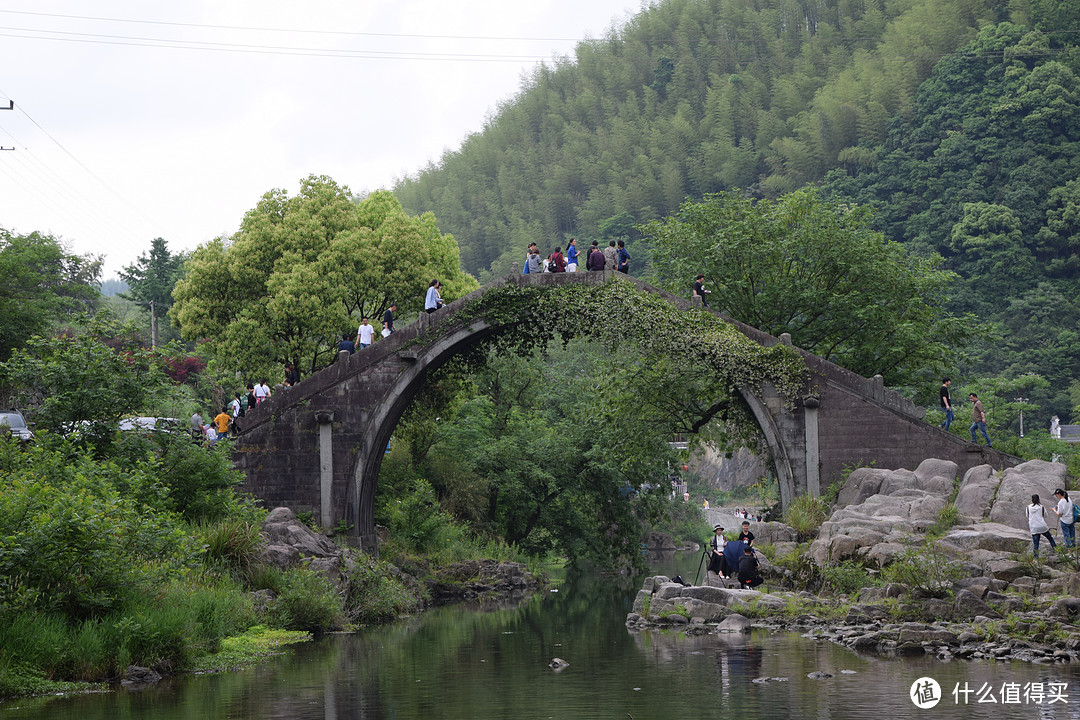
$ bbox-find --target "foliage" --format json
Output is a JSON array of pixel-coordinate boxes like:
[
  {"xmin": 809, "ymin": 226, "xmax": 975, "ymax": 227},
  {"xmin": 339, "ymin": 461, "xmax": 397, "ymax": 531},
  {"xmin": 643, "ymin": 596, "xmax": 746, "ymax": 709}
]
[
  {"xmin": 343, "ymin": 556, "xmax": 423, "ymax": 624},
  {"xmin": 0, "ymin": 435, "xmax": 195, "ymax": 619},
  {"xmin": 644, "ymin": 188, "xmax": 985, "ymax": 385},
  {"xmin": 0, "ymin": 227, "xmax": 101, "ymax": 362},
  {"xmin": 880, "ymin": 544, "xmax": 965, "ymax": 597},
  {"xmin": 645, "ymin": 496, "xmax": 711, "ymax": 547},
  {"xmin": 268, "ymin": 566, "xmax": 345, "ymax": 634},
  {"xmin": 196, "ymin": 517, "xmax": 265, "ymax": 575},
  {"xmin": 190, "ymin": 625, "xmax": 310, "ymax": 673},
  {"xmin": 821, "ymin": 560, "xmax": 879, "ymax": 596},
  {"xmin": 394, "ymin": 0, "xmax": 1003, "ymax": 278},
  {"xmin": 783, "ymin": 495, "xmax": 830, "ymax": 543},
  {"xmin": 171, "ymin": 176, "xmax": 479, "ymax": 378},
  {"xmin": 774, "ymin": 544, "xmax": 824, "ymax": 593},
  {"xmin": 0, "ymin": 314, "xmax": 170, "ymax": 446},
  {"xmin": 119, "ymin": 237, "xmax": 186, "ymax": 313}
]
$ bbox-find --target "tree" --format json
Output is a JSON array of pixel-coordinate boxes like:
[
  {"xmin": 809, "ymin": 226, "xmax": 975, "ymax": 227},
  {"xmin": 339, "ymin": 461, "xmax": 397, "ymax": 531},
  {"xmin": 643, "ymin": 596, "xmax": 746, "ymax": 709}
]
[
  {"xmin": 170, "ymin": 176, "xmax": 479, "ymax": 378},
  {"xmin": 118, "ymin": 237, "xmax": 186, "ymax": 348},
  {"xmin": 643, "ymin": 187, "xmax": 985, "ymax": 385},
  {"xmin": 0, "ymin": 228, "xmax": 101, "ymax": 361}
]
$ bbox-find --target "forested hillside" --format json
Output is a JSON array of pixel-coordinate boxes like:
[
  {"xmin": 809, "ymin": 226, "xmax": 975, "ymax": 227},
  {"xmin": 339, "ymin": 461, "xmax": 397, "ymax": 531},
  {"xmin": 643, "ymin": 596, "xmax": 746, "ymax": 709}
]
[
  {"xmin": 394, "ymin": 0, "xmax": 1016, "ymax": 275},
  {"xmin": 393, "ymin": 0, "xmax": 1080, "ymax": 422}
]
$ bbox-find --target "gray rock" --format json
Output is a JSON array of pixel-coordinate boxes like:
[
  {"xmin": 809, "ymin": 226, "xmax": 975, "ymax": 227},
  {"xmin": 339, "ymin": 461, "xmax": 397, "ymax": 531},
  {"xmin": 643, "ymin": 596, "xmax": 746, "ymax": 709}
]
[
  {"xmin": 751, "ymin": 521, "xmax": 798, "ymax": 544},
  {"xmin": 1047, "ymin": 598, "xmax": 1080, "ymax": 618},
  {"xmin": 655, "ymin": 582, "xmax": 692, "ymax": 600},
  {"xmin": 260, "ymin": 543, "xmax": 300, "ymax": 570},
  {"xmin": 680, "ymin": 597, "xmax": 726, "ymax": 621},
  {"xmin": 717, "ymin": 613, "xmax": 752, "ymax": 633},
  {"xmin": 954, "ymin": 589, "xmax": 998, "ymax": 620},
  {"xmin": 879, "ymin": 469, "xmax": 918, "ymax": 496},
  {"xmin": 942, "ymin": 523, "xmax": 1031, "ymax": 553},
  {"xmin": 837, "ymin": 468, "xmax": 891, "ymax": 508},
  {"xmin": 913, "ymin": 459, "xmax": 959, "ymax": 492},
  {"xmin": 807, "ymin": 671, "xmax": 834, "ymax": 679},
  {"xmin": 985, "ymin": 559, "xmax": 1030, "ymax": 582},
  {"xmin": 864, "ymin": 542, "xmax": 907, "ymax": 568},
  {"xmin": 262, "ymin": 507, "xmax": 340, "ymax": 558},
  {"xmin": 954, "ymin": 465, "xmax": 998, "ymax": 520},
  {"xmin": 988, "ymin": 463, "xmax": 1064, "ymax": 531},
  {"xmin": 122, "ymin": 665, "xmax": 162, "ymax": 686}
]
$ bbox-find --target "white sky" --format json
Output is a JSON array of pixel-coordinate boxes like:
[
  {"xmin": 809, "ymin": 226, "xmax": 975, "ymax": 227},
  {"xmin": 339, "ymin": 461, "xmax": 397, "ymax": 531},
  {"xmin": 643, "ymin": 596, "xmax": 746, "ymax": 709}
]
[{"xmin": 0, "ymin": 1, "xmax": 643, "ymax": 277}]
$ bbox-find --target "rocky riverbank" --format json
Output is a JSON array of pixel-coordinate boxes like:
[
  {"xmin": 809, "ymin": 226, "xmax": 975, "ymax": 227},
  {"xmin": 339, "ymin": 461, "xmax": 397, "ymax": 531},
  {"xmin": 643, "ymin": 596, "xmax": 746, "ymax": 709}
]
[
  {"xmin": 261, "ymin": 507, "xmax": 545, "ymax": 607},
  {"xmin": 627, "ymin": 458, "xmax": 1080, "ymax": 665}
]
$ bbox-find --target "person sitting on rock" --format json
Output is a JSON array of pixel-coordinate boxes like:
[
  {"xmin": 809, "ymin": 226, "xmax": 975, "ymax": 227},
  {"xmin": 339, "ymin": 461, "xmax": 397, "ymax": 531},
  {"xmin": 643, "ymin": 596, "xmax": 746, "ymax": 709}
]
[{"xmin": 738, "ymin": 546, "xmax": 763, "ymax": 589}]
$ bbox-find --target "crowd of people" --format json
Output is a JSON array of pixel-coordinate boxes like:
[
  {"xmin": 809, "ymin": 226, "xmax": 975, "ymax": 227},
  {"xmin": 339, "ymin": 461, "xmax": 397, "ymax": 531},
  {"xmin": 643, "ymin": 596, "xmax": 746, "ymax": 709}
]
[
  {"xmin": 707, "ymin": 520, "xmax": 763, "ymax": 589},
  {"xmin": 522, "ymin": 238, "xmax": 630, "ymax": 275}
]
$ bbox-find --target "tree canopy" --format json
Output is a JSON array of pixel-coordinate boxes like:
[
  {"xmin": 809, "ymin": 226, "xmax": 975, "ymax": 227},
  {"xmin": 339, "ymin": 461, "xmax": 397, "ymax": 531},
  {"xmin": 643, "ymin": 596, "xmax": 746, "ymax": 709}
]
[
  {"xmin": 0, "ymin": 228, "xmax": 100, "ymax": 362},
  {"xmin": 170, "ymin": 175, "xmax": 479, "ymax": 377},
  {"xmin": 643, "ymin": 188, "xmax": 983, "ymax": 386}
]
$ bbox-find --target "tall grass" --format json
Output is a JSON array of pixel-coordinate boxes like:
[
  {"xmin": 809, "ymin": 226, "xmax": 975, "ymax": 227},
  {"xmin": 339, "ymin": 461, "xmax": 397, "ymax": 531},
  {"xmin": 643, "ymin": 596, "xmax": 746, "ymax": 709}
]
[{"xmin": 783, "ymin": 495, "xmax": 829, "ymax": 542}]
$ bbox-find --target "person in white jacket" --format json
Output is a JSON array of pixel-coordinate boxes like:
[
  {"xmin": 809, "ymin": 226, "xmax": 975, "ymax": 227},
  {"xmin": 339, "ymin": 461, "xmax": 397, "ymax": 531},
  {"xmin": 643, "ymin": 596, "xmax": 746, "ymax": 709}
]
[
  {"xmin": 1028, "ymin": 494, "xmax": 1057, "ymax": 558},
  {"xmin": 1054, "ymin": 489, "xmax": 1075, "ymax": 549}
]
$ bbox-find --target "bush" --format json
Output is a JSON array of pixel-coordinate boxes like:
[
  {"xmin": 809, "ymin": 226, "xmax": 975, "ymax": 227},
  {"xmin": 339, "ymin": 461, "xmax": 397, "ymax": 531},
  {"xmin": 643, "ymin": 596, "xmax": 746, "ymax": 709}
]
[
  {"xmin": 269, "ymin": 567, "xmax": 345, "ymax": 634},
  {"xmin": 197, "ymin": 516, "xmax": 265, "ymax": 575},
  {"xmin": 379, "ymin": 478, "xmax": 471, "ymax": 556},
  {"xmin": 344, "ymin": 556, "xmax": 422, "ymax": 624},
  {"xmin": 783, "ymin": 495, "xmax": 829, "ymax": 542},
  {"xmin": 881, "ymin": 544, "xmax": 964, "ymax": 597},
  {"xmin": 645, "ymin": 496, "xmax": 711, "ymax": 547},
  {"xmin": 822, "ymin": 560, "xmax": 878, "ymax": 595}
]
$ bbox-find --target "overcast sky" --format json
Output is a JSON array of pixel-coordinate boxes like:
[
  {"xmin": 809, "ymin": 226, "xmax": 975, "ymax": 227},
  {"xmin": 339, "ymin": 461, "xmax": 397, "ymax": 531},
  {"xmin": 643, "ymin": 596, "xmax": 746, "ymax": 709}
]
[{"xmin": 0, "ymin": 1, "xmax": 644, "ymax": 277}]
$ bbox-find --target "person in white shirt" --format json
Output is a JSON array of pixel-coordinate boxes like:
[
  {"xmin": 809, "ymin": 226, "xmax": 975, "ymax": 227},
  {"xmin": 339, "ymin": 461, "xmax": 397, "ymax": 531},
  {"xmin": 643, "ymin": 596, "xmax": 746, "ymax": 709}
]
[
  {"xmin": 356, "ymin": 317, "xmax": 375, "ymax": 348},
  {"xmin": 1054, "ymin": 488, "xmax": 1075, "ymax": 549},
  {"xmin": 1028, "ymin": 494, "xmax": 1057, "ymax": 558},
  {"xmin": 254, "ymin": 380, "xmax": 271, "ymax": 404}
]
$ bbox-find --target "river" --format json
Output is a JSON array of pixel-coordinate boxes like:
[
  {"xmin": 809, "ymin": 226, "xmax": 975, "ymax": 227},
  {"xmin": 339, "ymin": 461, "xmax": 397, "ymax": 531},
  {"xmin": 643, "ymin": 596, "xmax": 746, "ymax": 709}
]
[{"xmin": 3, "ymin": 551, "xmax": 1078, "ymax": 719}]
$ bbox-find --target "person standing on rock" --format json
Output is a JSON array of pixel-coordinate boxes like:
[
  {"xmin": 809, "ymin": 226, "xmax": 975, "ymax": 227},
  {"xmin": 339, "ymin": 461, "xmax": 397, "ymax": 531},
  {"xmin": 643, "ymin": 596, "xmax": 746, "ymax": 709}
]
[
  {"xmin": 968, "ymin": 393, "xmax": 991, "ymax": 446},
  {"xmin": 738, "ymin": 520, "xmax": 755, "ymax": 547},
  {"xmin": 1054, "ymin": 489, "xmax": 1076, "ymax": 549},
  {"xmin": 1028, "ymin": 494, "xmax": 1057, "ymax": 558},
  {"xmin": 707, "ymin": 525, "xmax": 727, "ymax": 580}
]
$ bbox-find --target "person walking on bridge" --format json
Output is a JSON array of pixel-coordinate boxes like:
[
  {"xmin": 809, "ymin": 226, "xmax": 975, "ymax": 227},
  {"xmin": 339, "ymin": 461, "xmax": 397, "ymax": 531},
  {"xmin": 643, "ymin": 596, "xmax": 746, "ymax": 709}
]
[
  {"xmin": 566, "ymin": 238, "xmax": 579, "ymax": 272},
  {"xmin": 969, "ymin": 392, "xmax": 991, "ymax": 446},
  {"xmin": 425, "ymin": 280, "xmax": 443, "ymax": 314},
  {"xmin": 939, "ymin": 378, "xmax": 954, "ymax": 431}
]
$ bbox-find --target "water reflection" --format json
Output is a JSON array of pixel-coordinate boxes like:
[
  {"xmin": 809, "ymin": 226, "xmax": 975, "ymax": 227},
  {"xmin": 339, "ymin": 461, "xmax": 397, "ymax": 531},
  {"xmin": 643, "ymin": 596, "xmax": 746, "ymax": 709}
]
[{"xmin": 4, "ymin": 553, "xmax": 1078, "ymax": 719}]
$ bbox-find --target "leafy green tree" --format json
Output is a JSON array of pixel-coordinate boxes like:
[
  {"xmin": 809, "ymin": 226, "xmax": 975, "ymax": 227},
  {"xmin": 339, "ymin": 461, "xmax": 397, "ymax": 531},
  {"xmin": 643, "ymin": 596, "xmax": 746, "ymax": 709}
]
[
  {"xmin": 0, "ymin": 228, "xmax": 101, "ymax": 361},
  {"xmin": 0, "ymin": 315, "xmax": 166, "ymax": 446},
  {"xmin": 171, "ymin": 176, "xmax": 478, "ymax": 378},
  {"xmin": 118, "ymin": 237, "xmax": 186, "ymax": 347},
  {"xmin": 644, "ymin": 188, "xmax": 984, "ymax": 385}
]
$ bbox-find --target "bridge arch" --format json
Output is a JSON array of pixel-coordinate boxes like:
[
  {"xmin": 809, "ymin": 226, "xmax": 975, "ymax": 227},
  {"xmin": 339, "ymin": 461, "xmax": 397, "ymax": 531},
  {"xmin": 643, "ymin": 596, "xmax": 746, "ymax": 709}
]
[{"xmin": 234, "ymin": 271, "xmax": 1017, "ymax": 550}]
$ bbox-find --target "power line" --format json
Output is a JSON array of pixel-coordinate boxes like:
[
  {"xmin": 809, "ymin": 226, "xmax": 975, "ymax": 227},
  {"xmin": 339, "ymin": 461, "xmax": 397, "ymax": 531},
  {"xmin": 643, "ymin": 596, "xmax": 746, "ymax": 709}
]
[{"xmin": 0, "ymin": 8, "xmax": 584, "ymax": 42}]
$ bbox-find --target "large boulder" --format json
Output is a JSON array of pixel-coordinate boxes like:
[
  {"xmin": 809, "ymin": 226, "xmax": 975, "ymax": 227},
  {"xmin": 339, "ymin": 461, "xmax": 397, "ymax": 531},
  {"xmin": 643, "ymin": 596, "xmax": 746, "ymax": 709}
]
[
  {"xmin": 262, "ymin": 507, "xmax": 341, "ymax": 558},
  {"xmin": 987, "ymin": 461, "xmax": 1064, "ymax": 532},
  {"xmin": 954, "ymin": 465, "xmax": 999, "ymax": 520},
  {"xmin": 941, "ymin": 523, "xmax": 1031, "ymax": 553},
  {"xmin": 913, "ymin": 458, "xmax": 959, "ymax": 492},
  {"xmin": 836, "ymin": 468, "xmax": 891, "ymax": 508},
  {"xmin": 751, "ymin": 522, "xmax": 798, "ymax": 544}
]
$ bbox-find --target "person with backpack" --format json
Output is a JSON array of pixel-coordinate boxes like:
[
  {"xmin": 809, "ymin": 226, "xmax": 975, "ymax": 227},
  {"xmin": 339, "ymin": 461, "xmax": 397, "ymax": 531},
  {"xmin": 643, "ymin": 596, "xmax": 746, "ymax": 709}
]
[
  {"xmin": 1054, "ymin": 489, "xmax": 1076, "ymax": 548},
  {"xmin": 548, "ymin": 246, "xmax": 566, "ymax": 272}
]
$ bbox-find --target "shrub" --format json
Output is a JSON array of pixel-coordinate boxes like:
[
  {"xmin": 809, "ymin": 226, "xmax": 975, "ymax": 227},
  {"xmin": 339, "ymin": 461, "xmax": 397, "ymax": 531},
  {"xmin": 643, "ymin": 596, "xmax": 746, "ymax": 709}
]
[
  {"xmin": 783, "ymin": 495, "xmax": 829, "ymax": 542},
  {"xmin": 822, "ymin": 560, "xmax": 878, "ymax": 596},
  {"xmin": 344, "ymin": 556, "xmax": 422, "ymax": 624},
  {"xmin": 881, "ymin": 544, "xmax": 964, "ymax": 597},
  {"xmin": 197, "ymin": 516, "xmax": 265, "ymax": 575},
  {"xmin": 269, "ymin": 567, "xmax": 345, "ymax": 634}
]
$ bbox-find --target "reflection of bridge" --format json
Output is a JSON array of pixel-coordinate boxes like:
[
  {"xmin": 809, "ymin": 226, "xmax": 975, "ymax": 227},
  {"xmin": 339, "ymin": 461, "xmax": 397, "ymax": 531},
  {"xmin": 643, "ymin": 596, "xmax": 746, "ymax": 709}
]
[{"xmin": 234, "ymin": 271, "xmax": 1019, "ymax": 550}]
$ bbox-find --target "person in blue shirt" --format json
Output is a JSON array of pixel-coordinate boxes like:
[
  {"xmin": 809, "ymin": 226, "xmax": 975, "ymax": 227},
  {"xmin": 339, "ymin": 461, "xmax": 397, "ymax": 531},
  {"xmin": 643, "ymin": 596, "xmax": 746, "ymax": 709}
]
[
  {"xmin": 566, "ymin": 238, "xmax": 579, "ymax": 272},
  {"xmin": 522, "ymin": 242, "xmax": 537, "ymax": 273},
  {"xmin": 616, "ymin": 240, "xmax": 630, "ymax": 274}
]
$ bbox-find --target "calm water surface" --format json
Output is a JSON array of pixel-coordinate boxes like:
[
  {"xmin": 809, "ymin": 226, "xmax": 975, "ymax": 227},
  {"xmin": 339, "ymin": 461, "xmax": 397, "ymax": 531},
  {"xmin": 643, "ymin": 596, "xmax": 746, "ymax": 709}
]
[{"xmin": 4, "ymin": 552, "xmax": 1080, "ymax": 719}]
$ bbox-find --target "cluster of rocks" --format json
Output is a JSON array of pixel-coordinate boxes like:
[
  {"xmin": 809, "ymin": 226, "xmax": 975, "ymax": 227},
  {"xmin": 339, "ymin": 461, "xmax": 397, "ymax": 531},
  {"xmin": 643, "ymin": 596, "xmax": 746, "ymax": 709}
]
[{"xmin": 627, "ymin": 457, "xmax": 1080, "ymax": 665}]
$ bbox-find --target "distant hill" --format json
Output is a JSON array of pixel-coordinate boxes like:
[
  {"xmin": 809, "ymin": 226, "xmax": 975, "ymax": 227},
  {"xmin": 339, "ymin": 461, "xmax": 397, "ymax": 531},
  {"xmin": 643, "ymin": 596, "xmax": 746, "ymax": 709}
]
[
  {"xmin": 394, "ymin": 0, "xmax": 1012, "ymax": 277},
  {"xmin": 99, "ymin": 278, "xmax": 129, "ymax": 297}
]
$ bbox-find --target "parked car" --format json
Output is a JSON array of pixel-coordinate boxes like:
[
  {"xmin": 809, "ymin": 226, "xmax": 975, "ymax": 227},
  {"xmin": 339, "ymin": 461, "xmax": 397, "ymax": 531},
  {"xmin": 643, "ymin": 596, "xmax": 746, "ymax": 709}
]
[
  {"xmin": 0, "ymin": 410, "xmax": 35, "ymax": 442},
  {"xmin": 118, "ymin": 417, "xmax": 180, "ymax": 436}
]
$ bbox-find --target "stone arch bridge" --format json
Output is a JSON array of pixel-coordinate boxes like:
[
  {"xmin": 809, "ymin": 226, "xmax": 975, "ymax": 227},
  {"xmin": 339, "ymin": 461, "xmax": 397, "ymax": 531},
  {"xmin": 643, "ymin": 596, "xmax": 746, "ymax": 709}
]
[{"xmin": 233, "ymin": 271, "xmax": 1018, "ymax": 550}]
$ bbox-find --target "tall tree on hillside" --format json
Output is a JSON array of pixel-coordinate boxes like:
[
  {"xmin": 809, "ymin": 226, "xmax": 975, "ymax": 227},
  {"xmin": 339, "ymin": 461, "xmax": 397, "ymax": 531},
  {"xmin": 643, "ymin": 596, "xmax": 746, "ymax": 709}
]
[
  {"xmin": 171, "ymin": 176, "xmax": 478, "ymax": 379},
  {"xmin": 644, "ymin": 188, "xmax": 984, "ymax": 386},
  {"xmin": 0, "ymin": 228, "xmax": 100, "ymax": 362},
  {"xmin": 118, "ymin": 237, "xmax": 186, "ymax": 348}
]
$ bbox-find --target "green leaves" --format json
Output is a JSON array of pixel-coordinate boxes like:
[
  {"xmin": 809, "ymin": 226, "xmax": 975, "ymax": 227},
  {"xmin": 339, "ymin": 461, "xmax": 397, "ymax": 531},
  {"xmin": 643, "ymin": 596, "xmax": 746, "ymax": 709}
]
[
  {"xmin": 171, "ymin": 177, "xmax": 478, "ymax": 378},
  {"xmin": 644, "ymin": 188, "xmax": 984, "ymax": 385}
]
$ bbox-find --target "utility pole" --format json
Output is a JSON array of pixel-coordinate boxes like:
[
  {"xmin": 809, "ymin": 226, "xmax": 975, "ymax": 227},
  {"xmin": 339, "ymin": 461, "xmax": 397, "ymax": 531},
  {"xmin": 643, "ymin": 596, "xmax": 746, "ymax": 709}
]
[
  {"xmin": 1015, "ymin": 396, "xmax": 1028, "ymax": 437},
  {"xmin": 1, "ymin": 99, "xmax": 12, "ymax": 151},
  {"xmin": 149, "ymin": 300, "xmax": 158, "ymax": 349}
]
